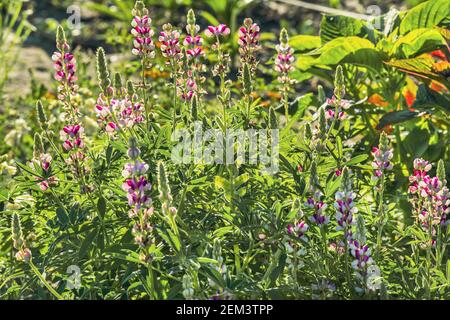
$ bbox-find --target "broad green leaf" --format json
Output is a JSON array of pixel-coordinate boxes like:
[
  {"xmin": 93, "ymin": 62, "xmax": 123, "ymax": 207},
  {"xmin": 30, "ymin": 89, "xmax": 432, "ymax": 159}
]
[
  {"xmin": 403, "ymin": 127, "xmax": 430, "ymax": 157},
  {"xmin": 391, "ymin": 29, "xmax": 447, "ymax": 58},
  {"xmin": 319, "ymin": 15, "xmax": 370, "ymax": 43},
  {"xmin": 399, "ymin": 0, "xmax": 450, "ymax": 35},
  {"xmin": 376, "ymin": 110, "xmax": 420, "ymax": 129},
  {"xmin": 289, "ymin": 35, "xmax": 321, "ymax": 52},
  {"xmin": 313, "ymin": 37, "xmax": 382, "ymax": 70}
]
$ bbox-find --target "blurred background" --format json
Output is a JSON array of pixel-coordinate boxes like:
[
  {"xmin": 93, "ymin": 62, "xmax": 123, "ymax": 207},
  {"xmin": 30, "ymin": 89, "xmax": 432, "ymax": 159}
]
[{"xmin": 0, "ymin": 0, "xmax": 427, "ymax": 99}]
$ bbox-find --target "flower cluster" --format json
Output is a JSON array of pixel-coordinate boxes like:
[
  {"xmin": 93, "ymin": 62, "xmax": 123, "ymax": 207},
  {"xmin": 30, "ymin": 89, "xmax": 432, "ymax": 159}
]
[
  {"xmin": 95, "ymin": 95, "xmax": 144, "ymax": 135},
  {"xmin": 287, "ymin": 220, "xmax": 309, "ymax": 241},
  {"xmin": 60, "ymin": 124, "xmax": 84, "ymax": 151},
  {"xmin": 205, "ymin": 24, "xmax": 230, "ymax": 38},
  {"xmin": 205, "ymin": 24, "xmax": 231, "ymax": 78},
  {"xmin": 274, "ymin": 28, "xmax": 295, "ymax": 84},
  {"xmin": 408, "ymin": 159, "xmax": 449, "ymax": 235},
  {"xmin": 349, "ymin": 239, "xmax": 373, "ymax": 270},
  {"xmin": 159, "ymin": 24, "xmax": 182, "ymax": 62},
  {"xmin": 306, "ymin": 191, "xmax": 329, "ymax": 225},
  {"xmin": 131, "ymin": 1, "xmax": 155, "ymax": 59},
  {"xmin": 122, "ymin": 137, "xmax": 154, "ymax": 262},
  {"xmin": 52, "ymin": 26, "xmax": 79, "ymax": 118},
  {"xmin": 323, "ymin": 66, "xmax": 351, "ymax": 120},
  {"xmin": 184, "ymin": 9, "xmax": 203, "ymax": 58},
  {"xmin": 238, "ymin": 18, "xmax": 261, "ymax": 69},
  {"xmin": 334, "ymin": 168, "xmax": 357, "ymax": 239},
  {"xmin": 371, "ymin": 132, "xmax": 393, "ymax": 181}
]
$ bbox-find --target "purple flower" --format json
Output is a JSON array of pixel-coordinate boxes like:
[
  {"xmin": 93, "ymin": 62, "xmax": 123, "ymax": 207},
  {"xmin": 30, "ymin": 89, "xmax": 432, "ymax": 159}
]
[
  {"xmin": 205, "ymin": 24, "xmax": 230, "ymax": 38},
  {"xmin": 131, "ymin": 15, "xmax": 155, "ymax": 58}
]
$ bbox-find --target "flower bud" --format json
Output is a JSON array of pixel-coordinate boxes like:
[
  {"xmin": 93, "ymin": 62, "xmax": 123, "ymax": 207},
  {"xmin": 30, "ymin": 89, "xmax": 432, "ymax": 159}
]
[
  {"xmin": 242, "ymin": 63, "xmax": 252, "ymax": 96},
  {"xmin": 96, "ymin": 47, "xmax": 111, "ymax": 93},
  {"xmin": 304, "ymin": 123, "xmax": 312, "ymax": 140},
  {"xmin": 317, "ymin": 85, "xmax": 326, "ymax": 105},
  {"xmin": 11, "ymin": 213, "xmax": 23, "ymax": 250},
  {"xmin": 126, "ymin": 80, "xmax": 135, "ymax": 96},
  {"xmin": 187, "ymin": 9, "xmax": 196, "ymax": 27},
  {"xmin": 333, "ymin": 65, "xmax": 345, "ymax": 99},
  {"xmin": 36, "ymin": 100, "xmax": 48, "ymax": 130},
  {"xmin": 33, "ymin": 133, "xmax": 44, "ymax": 159},
  {"xmin": 56, "ymin": 25, "xmax": 67, "ymax": 51},
  {"xmin": 279, "ymin": 28, "xmax": 289, "ymax": 46},
  {"xmin": 268, "ymin": 107, "xmax": 278, "ymax": 129},
  {"xmin": 114, "ymin": 73, "xmax": 123, "ymax": 92},
  {"xmin": 437, "ymin": 159, "xmax": 446, "ymax": 184},
  {"xmin": 128, "ymin": 136, "xmax": 140, "ymax": 159},
  {"xmin": 319, "ymin": 107, "xmax": 326, "ymax": 134},
  {"xmin": 190, "ymin": 95, "xmax": 198, "ymax": 121},
  {"xmin": 157, "ymin": 161, "xmax": 171, "ymax": 201}
]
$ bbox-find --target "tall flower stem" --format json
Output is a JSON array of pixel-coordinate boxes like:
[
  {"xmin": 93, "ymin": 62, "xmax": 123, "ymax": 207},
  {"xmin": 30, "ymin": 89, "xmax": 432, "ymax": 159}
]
[
  {"xmin": 29, "ymin": 261, "xmax": 64, "ymax": 300},
  {"xmin": 376, "ymin": 174, "xmax": 385, "ymax": 262}
]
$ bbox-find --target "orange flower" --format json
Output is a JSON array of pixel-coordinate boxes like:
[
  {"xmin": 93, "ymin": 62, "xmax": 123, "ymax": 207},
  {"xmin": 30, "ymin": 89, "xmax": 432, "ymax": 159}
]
[{"xmin": 368, "ymin": 93, "xmax": 389, "ymax": 107}]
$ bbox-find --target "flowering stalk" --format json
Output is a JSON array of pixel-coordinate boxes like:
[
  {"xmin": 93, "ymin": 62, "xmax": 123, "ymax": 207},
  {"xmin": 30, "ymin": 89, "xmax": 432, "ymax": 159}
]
[
  {"xmin": 52, "ymin": 26, "xmax": 78, "ymax": 121},
  {"xmin": 131, "ymin": 1, "xmax": 155, "ymax": 122},
  {"xmin": 122, "ymin": 137, "xmax": 155, "ymax": 262},
  {"xmin": 274, "ymin": 28, "xmax": 296, "ymax": 122},
  {"xmin": 205, "ymin": 23, "xmax": 231, "ymax": 128},
  {"xmin": 371, "ymin": 132, "xmax": 393, "ymax": 261},
  {"xmin": 408, "ymin": 158, "xmax": 449, "ymax": 297},
  {"xmin": 238, "ymin": 18, "xmax": 261, "ymax": 72},
  {"xmin": 348, "ymin": 215, "xmax": 376, "ymax": 295},
  {"xmin": 159, "ymin": 23, "xmax": 182, "ymax": 130},
  {"xmin": 323, "ymin": 66, "xmax": 351, "ymax": 141},
  {"xmin": 334, "ymin": 167, "xmax": 357, "ymax": 293},
  {"xmin": 157, "ymin": 161, "xmax": 181, "ymax": 247},
  {"xmin": 53, "ymin": 26, "xmax": 89, "ymax": 192}
]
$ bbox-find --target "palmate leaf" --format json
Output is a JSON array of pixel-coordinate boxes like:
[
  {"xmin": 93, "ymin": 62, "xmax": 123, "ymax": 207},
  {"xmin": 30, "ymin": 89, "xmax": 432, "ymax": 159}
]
[
  {"xmin": 391, "ymin": 28, "xmax": 448, "ymax": 59},
  {"xmin": 311, "ymin": 36, "xmax": 383, "ymax": 71},
  {"xmin": 399, "ymin": 0, "xmax": 450, "ymax": 35}
]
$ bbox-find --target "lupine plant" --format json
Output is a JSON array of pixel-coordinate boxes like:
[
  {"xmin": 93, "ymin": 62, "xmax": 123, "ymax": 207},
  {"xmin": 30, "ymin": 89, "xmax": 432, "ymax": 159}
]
[{"xmin": 0, "ymin": 0, "xmax": 449, "ymax": 300}]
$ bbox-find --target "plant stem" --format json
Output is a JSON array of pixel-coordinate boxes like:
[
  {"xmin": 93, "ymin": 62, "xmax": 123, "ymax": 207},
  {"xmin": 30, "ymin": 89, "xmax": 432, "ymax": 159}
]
[{"xmin": 29, "ymin": 261, "xmax": 64, "ymax": 300}]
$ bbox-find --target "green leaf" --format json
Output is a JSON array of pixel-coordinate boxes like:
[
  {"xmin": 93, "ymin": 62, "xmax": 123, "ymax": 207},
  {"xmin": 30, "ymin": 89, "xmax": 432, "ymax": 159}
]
[
  {"xmin": 376, "ymin": 110, "xmax": 420, "ymax": 129},
  {"xmin": 412, "ymin": 84, "xmax": 450, "ymax": 114},
  {"xmin": 399, "ymin": 0, "xmax": 450, "ymax": 35},
  {"xmin": 403, "ymin": 127, "xmax": 430, "ymax": 157},
  {"xmin": 202, "ymin": 265, "xmax": 226, "ymax": 288},
  {"xmin": 97, "ymin": 196, "xmax": 106, "ymax": 219},
  {"xmin": 289, "ymin": 35, "xmax": 321, "ymax": 52},
  {"xmin": 313, "ymin": 37, "xmax": 382, "ymax": 70},
  {"xmin": 319, "ymin": 15, "xmax": 369, "ymax": 43},
  {"xmin": 79, "ymin": 229, "xmax": 97, "ymax": 259},
  {"xmin": 391, "ymin": 28, "xmax": 447, "ymax": 58},
  {"xmin": 346, "ymin": 154, "xmax": 369, "ymax": 166},
  {"xmin": 56, "ymin": 207, "xmax": 68, "ymax": 226}
]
